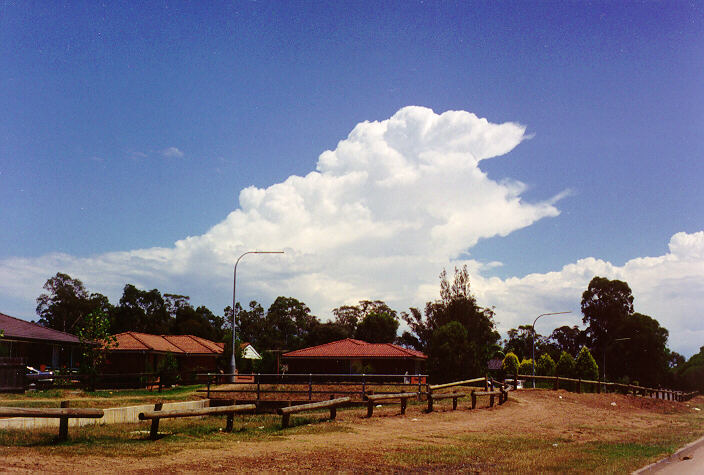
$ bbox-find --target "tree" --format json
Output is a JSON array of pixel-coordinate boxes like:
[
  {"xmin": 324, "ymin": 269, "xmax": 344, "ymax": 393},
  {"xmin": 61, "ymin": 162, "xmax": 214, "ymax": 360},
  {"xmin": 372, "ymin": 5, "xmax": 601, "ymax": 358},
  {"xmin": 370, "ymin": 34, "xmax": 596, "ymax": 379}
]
[
  {"xmin": 581, "ymin": 276, "xmax": 673, "ymax": 385},
  {"xmin": 503, "ymin": 325, "xmax": 552, "ymax": 361},
  {"xmin": 581, "ymin": 276, "xmax": 634, "ymax": 355},
  {"xmin": 262, "ymin": 297, "xmax": 318, "ymax": 350},
  {"xmin": 402, "ymin": 266, "xmax": 500, "ymax": 379},
  {"xmin": 675, "ymin": 346, "xmax": 704, "ymax": 392},
  {"xmin": 612, "ymin": 312, "xmax": 669, "ymax": 386},
  {"xmin": 549, "ymin": 325, "xmax": 590, "ymax": 360},
  {"xmin": 536, "ymin": 353, "xmax": 556, "ymax": 376},
  {"xmin": 518, "ymin": 358, "xmax": 533, "ymax": 376},
  {"xmin": 332, "ymin": 300, "xmax": 397, "ymax": 339},
  {"xmin": 428, "ymin": 321, "xmax": 469, "ymax": 383},
  {"xmin": 36, "ymin": 273, "xmax": 111, "ymax": 333},
  {"xmin": 502, "ymin": 352, "xmax": 519, "ymax": 375},
  {"xmin": 304, "ymin": 321, "xmax": 349, "ymax": 347},
  {"xmin": 76, "ymin": 310, "xmax": 117, "ymax": 391},
  {"xmin": 556, "ymin": 351, "xmax": 576, "ymax": 378},
  {"xmin": 354, "ymin": 311, "xmax": 399, "ymax": 343},
  {"xmin": 230, "ymin": 301, "xmax": 265, "ymax": 348},
  {"xmin": 111, "ymin": 284, "xmax": 170, "ymax": 334},
  {"xmin": 574, "ymin": 346, "xmax": 599, "ymax": 380}
]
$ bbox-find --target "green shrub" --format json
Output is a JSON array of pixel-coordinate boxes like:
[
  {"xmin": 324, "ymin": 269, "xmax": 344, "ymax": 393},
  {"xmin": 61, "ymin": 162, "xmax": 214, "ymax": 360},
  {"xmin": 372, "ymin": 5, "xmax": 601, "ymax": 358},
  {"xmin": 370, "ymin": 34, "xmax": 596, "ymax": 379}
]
[
  {"xmin": 502, "ymin": 352, "xmax": 519, "ymax": 375},
  {"xmin": 556, "ymin": 351, "xmax": 576, "ymax": 378},
  {"xmin": 536, "ymin": 353, "xmax": 556, "ymax": 376},
  {"xmin": 518, "ymin": 358, "xmax": 533, "ymax": 376},
  {"xmin": 575, "ymin": 346, "xmax": 599, "ymax": 380}
]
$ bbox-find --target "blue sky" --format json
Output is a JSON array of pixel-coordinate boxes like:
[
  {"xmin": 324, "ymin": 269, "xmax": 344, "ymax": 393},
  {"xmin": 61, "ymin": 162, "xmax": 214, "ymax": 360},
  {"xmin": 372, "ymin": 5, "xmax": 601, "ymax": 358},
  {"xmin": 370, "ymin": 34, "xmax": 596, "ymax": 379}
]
[{"xmin": 1, "ymin": 1, "xmax": 703, "ymax": 356}]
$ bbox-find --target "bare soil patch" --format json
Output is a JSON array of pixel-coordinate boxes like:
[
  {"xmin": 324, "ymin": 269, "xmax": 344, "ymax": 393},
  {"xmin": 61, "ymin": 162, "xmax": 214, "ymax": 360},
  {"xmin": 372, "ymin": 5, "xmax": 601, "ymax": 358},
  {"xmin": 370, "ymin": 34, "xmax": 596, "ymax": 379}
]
[{"xmin": 1, "ymin": 390, "xmax": 702, "ymax": 473}]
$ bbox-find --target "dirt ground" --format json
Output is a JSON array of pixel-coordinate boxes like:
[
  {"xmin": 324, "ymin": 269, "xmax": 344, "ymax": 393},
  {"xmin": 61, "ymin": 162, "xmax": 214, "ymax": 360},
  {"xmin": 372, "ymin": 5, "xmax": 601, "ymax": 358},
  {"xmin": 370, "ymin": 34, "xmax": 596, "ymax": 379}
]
[{"xmin": 1, "ymin": 390, "xmax": 701, "ymax": 473}]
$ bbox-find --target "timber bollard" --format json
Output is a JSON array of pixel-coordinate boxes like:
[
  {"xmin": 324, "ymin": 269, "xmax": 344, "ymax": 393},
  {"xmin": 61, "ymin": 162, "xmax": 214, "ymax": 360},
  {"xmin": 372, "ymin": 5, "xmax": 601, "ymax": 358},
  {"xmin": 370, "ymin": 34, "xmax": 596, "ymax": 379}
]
[
  {"xmin": 577, "ymin": 378, "xmax": 581, "ymax": 394},
  {"xmin": 150, "ymin": 402, "xmax": 163, "ymax": 440},
  {"xmin": 58, "ymin": 401, "xmax": 69, "ymax": 442},
  {"xmin": 471, "ymin": 390, "xmax": 477, "ymax": 409},
  {"xmin": 554, "ymin": 376, "xmax": 559, "ymax": 390}
]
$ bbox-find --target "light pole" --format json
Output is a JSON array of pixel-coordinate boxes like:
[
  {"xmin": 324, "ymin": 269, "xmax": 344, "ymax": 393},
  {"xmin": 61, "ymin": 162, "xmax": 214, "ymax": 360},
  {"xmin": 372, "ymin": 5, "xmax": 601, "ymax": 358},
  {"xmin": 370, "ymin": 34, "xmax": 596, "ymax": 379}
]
[
  {"xmin": 532, "ymin": 311, "xmax": 571, "ymax": 388},
  {"xmin": 603, "ymin": 337, "xmax": 630, "ymax": 382},
  {"xmin": 230, "ymin": 250, "xmax": 284, "ymax": 383}
]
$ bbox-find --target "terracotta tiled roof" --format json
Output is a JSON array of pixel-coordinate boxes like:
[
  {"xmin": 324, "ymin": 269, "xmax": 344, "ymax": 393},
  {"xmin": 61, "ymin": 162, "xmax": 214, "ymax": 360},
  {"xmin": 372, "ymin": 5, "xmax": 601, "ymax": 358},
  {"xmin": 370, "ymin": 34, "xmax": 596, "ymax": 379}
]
[
  {"xmin": 111, "ymin": 332, "xmax": 223, "ymax": 355},
  {"xmin": 282, "ymin": 339, "xmax": 427, "ymax": 359},
  {"xmin": 0, "ymin": 312, "xmax": 81, "ymax": 344}
]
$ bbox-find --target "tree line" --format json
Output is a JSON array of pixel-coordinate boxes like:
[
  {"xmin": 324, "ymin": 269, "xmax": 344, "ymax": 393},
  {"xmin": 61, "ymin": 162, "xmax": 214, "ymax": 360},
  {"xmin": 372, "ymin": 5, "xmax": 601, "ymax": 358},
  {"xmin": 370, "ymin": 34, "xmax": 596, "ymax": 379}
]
[
  {"xmin": 32, "ymin": 271, "xmax": 702, "ymax": 391},
  {"xmin": 500, "ymin": 276, "xmax": 701, "ymax": 391}
]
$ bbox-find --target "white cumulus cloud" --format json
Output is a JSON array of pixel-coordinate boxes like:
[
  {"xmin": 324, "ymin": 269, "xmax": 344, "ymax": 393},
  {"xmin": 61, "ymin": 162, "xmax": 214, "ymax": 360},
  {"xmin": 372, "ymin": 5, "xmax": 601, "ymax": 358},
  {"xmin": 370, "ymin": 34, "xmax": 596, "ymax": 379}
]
[
  {"xmin": 161, "ymin": 147, "xmax": 184, "ymax": 158},
  {"xmin": 1, "ymin": 106, "xmax": 701, "ymax": 357}
]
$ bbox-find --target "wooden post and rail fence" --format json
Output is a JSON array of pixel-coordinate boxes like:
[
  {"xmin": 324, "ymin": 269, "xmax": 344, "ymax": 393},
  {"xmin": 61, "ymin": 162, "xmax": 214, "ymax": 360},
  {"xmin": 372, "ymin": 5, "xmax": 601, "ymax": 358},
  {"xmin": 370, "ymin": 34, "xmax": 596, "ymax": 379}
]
[
  {"xmin": 137, "ymin": 401, "xmax": 257, "ymax": 440},
  {"xmin": 277, "ymin": 396, "xmax": 351, "ymax": 428},
  {"xmin": 0, "ymin": 401, "xmax": 104, "ymax": 441},
  {"xmin": 0, "ymin": 373, "xmax": 697, "ymax": 443},
  {"xmin": 513, "ymin": 373, "xmax": 697, "ymax": 402}
]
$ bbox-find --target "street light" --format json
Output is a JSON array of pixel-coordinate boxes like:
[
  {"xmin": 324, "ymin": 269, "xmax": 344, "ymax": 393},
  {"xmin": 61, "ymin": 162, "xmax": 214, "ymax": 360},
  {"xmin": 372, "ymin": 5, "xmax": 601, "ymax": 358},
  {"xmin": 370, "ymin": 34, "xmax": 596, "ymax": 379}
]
[
  {"xmin": 532, "ymin": 311, "xmax": 571, "ymax": 388},
  {"xmin": 230, "ymin": 250, "xmax": 284, "ymax": 383},
  {"xmin": 603, "ymin": 337, "xmax": 630, "ymax": 382}
]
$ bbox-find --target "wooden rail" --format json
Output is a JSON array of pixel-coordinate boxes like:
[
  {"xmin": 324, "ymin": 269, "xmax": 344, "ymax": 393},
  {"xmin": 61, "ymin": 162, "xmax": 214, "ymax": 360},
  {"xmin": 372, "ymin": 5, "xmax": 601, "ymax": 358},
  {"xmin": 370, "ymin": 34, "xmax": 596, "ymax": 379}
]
[
  {"xmin": 138, "ymin": 402, "xmax": 256, "ymax": 440},
  {"xmin": 0, "ymin": 401, "xmax": 104, "ymax": 441},
  {"xmin": 365, "ymin": 392, "xmax": 418, "ymax": 418},
  {"xmin": 516, "ymin": 374, "xmax": 696, "ymax": 401},
  {"xmin": 426, "ymin": 391, "xmax": 466, "ymax": 413},
  {"xmin": 276, "ymin": 396, "xmax": 351, "ymax": 428},
  {"xmin": 470, "ymin": 389, "xmax": 506, "ymax": 409},
  {"xmin": 429, "ymin": 377, "xmax": 486, "ymax": 391}
]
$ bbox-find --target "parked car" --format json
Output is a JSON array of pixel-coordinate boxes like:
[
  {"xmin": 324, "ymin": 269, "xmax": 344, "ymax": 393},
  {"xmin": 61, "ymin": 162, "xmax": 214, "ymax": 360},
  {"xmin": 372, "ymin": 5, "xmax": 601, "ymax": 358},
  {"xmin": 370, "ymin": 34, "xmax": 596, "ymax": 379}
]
[
  {"xmin": 504, "ymin": 378, "xmax": 523, "ymax": 390},
  {"xmin": 25, "ymin": 366, "xmax": 54, "ymax": 389}
]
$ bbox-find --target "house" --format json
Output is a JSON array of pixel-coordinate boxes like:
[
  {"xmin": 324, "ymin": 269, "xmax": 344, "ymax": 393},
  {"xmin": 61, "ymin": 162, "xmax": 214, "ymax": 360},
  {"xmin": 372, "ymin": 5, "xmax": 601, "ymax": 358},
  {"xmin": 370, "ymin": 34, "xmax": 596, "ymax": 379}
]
[
  {"xmin": 0, "ymin": 312, "xmax": 82, "ymax": 369},
  {"xmin": 282, "ymin": 338, "xmax": 427, "ymax": 375},
  {"xmin": 104, "ymin": 332, "xmax": 224, "ymax": 380},
  {"xmin": 241, "ymin": 342, "xmax": 262, "ymax": 360}
]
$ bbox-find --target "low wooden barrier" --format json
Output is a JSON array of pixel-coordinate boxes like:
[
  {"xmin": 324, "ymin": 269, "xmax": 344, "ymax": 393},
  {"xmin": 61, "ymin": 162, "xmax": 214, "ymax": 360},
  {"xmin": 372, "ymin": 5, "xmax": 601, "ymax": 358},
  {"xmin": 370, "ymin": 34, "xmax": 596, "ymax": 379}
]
[
  {"xmin": 470, "ymin": 389, "xmax": 506, "ymax": 409},
  {"xmin": 426, "ymin": 391, "xmax": 466, "ymax": 413},
  {"xmin": 0, "ymin": 401, "xmax": 104, "ymax": 441},
  {"xmin": 365, "ymin": 392, "xmax": 418, "ymax": 418},
  {"xmin": 138, "ymin": 402, "xmax": 256, "ymax": 440},
  {"xmin": 428, "ymin": 377, "xmax": 487, "ymax": 392},
  {"xmin": 517, "ymin": 374, "xmax": 696, "ymax": 402},
  {"xmin": 277, "ymin": 396, "xmax": 351, "ymax": 428}
]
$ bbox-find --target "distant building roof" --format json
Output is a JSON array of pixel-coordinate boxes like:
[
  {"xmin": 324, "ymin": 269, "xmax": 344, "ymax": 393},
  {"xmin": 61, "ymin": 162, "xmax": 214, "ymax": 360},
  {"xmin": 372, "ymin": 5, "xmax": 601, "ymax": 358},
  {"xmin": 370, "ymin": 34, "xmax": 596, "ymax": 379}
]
[
  {"xmin": 282, "ymin": 339, "xmax": 427, "ymax": 360},
  {"xmin": 0, "ymin": 312, "xmax": 81, "ymax": 345},
  {"xmin": 111, "ymin": 332, "xmax": 223, "ymax": 355}
]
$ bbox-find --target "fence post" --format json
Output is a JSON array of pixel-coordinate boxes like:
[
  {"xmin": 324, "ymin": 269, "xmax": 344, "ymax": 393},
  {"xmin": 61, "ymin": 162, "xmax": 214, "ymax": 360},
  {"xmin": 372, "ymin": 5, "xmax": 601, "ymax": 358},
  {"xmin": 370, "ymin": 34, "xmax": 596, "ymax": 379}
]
[
  {"xmin": 597, "ymin": 377, "xmax": 601, "ymax": 394},
  {"xmin": 427, "ymin": 389, "xmax": 434, "ymax": 413},
  {"xmin": 150, "ymin": 402, "xmax": 163, "ymax": 441},
  {"xmin": 257, "ymin": 373, "xmax": 261, "ymax": 401},
  {"xmin": 554, "ymin": 376, "xmax": 559, "ymax": 390},
  {"xmin": 362, "ymin": 374, "xmax": 366, "ymax": 400},
  {"xmin": 514, "ymin": 371, "xmax": 519, "ymax": 390},
  {"xmin": 207, "ymin": 375, "xmax": 211, "ymax": 399},
  {"xmin": 418, "ymin": 374, "xmax": 422, "ymax": 396},
  {"xmin": 471, "ymin": 390, "xmax": 477, "ymax": 410},
  {"xmin": 58, "ymin": 401, "xmax": 69, "ymax": 442},
  {"xmin": 308, "ymin": 373, "xmax": 312, "ymax": 401},
  {"xmin": 577, "ymin": 378, "xmax": 581, "ymax": 394},
  {"xmin": 484, "ymin": 376, "xmax": 489, "ymax": 391},
  {"xmin": 329, "ymin": 394, "xmax": 337, "ymax": 420}
]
